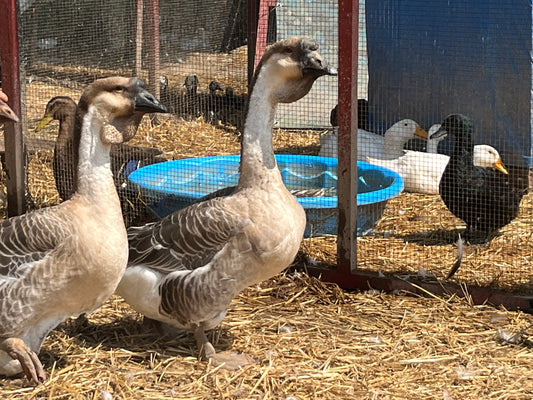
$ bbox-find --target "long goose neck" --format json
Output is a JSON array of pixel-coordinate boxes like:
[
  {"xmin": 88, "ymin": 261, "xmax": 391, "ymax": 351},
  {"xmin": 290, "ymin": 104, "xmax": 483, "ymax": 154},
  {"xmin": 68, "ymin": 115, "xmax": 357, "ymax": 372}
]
[
  {"xmin": 75, "ymin": 106, "xmax": 115, "ymax": 200},
  {"xmin": 239, "ymin": 68, "xmax": 278, "ymax": 187}
]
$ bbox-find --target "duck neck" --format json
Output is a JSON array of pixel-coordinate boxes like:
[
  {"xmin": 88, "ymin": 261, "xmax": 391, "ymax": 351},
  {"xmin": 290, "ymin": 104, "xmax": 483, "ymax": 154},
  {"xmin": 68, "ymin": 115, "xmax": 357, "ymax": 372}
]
[
  {"xmin": 75, "ymin": 106, "xmax": 116, "ymax": 201},
  {"xmin": 239, "ymin": 70, "xmax": 278, "ymax": 187},
  {"xmin": 451, "ymin": 134, "xmax": 474, "ymax": 166}
]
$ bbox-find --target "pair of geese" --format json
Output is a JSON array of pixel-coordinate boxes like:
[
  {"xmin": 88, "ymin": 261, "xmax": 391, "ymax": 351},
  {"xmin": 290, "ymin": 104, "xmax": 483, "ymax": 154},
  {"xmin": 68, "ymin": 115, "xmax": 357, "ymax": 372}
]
[
  {"xmin": 319, "ymin": 116, "xmax": 508, "ymax": 195},
  {"xmin": 0, "ymin": 37, "xmax": 337, "ymax": 383}
]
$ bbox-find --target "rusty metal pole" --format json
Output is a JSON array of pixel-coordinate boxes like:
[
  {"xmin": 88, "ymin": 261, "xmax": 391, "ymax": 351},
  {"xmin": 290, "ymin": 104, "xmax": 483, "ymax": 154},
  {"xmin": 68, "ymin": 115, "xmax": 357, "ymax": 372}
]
[
  {"xmin": 325, "ymin": 0, "xmax": 359, "ymax": 279},
  {"xmin": 145, "ymin": 0, "xmax": 160, "ymax": 99},
  {"xmin": 0, "ymin": 0, "xmax": 26, "ymax": 216},
  {"xmin": 134, "ymin": 0, "xmax": 144, "ymax": 77}
]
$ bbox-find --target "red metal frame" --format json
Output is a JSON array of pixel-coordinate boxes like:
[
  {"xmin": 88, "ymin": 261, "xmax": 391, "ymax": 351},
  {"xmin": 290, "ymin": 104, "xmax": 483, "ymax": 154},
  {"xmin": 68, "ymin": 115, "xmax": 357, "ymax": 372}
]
[
  {"xmin": 0, "ymin": 0, "xmax": 26, "ymax": 216},
  {"xmin": 306, "ymin": 0, "xmax": 533, "ymax": 313}
]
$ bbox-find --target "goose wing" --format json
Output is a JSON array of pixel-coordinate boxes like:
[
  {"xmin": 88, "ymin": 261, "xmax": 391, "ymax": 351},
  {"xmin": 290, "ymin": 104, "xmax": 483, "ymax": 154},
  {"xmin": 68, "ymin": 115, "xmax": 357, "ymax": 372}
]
[
  {"xmin": 127, "ymin": 197, "xmax": 250, "ymax": 274},
  {"xmin": 0, "ymin": 207, "xmax": 71, "ymax": 278}
]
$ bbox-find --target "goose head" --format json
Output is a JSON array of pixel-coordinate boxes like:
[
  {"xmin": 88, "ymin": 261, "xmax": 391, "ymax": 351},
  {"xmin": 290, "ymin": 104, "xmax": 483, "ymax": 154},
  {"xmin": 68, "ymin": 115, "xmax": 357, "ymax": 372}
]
[
  {"xmin": 36, "ymin": 96, "xmax": 77, "ymax": 132},
  {"xmin": 383, "ymin": 119, "xmax": 428, "ymax": 148},
  {"xmin": 0, "ymin": 98, "xmax": 18, "ymax": 123},
  {"xmin": 76, "ymin": 77, "xmax": 168, "ymax": 144},
  {"xmin": 474, "ymin": 144, "xmax": 509, "ymax": 174},
  {"xmin": 251, "ymin": 37, "xmax": 337, "ymax": 104}
]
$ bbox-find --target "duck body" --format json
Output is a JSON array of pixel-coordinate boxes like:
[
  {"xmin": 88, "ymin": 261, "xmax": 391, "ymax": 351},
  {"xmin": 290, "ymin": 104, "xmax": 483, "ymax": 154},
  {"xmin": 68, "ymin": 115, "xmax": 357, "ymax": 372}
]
[
  {"xmin": 319, "ymin": 119, "xmax": 427, "ymax": 160},
  {"xmin": 117, "ymin": 37, "xmax": 336, "ymax": 369},
  {"xmin": 0, "ymin": 77, "xmax": 168, "ymax": 383},
  {"xmin": 367, "ymin": 144, "xmax": 507, "ymax": 195},
  {"xmin": 432, "ymin": 114, "xmax": 522, "ymax": 237}
]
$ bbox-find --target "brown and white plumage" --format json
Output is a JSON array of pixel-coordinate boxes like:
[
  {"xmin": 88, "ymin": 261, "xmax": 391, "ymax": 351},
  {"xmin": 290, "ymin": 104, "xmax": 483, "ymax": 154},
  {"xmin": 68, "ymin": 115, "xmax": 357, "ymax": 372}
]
[
  {"xmin": 117, "ymin": 37, "xmax": 337, "ymax": 369},
  {"xmin": 36, "ymin": 96, "xmax": 165, "ymax": 225},
  {"xmin": 0, "ymin": 77, "xmax": 167, "ymax": 384}
]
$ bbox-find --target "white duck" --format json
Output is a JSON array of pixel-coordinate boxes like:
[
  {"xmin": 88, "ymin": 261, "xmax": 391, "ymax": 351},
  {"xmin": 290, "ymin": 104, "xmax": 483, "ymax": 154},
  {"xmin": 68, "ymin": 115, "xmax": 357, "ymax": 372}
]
[
  {"xmin": 0, "ymin": 77, "xmax": 168, "ymax": 383},
  {"xmin": 117, "ymin": 37, "xmax": 337, "ymax": 370},
  {"xmin": 319, "ymin": 119, "xmax": 428, "ymax": 160},
  {"xmin": 367, "ymin": 122, "xmax": 508, "ymax": 195}
]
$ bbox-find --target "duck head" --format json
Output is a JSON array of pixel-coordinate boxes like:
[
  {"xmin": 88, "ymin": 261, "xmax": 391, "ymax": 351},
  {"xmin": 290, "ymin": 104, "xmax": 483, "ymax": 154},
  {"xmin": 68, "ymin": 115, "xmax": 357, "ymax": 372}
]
[
  {"xmin": 36, "ymin": 96, "xmax": 77, "ymax": 132},
  {"xmin": 430, "ymin": 114, "xmax": 473, "ymax": 140}
]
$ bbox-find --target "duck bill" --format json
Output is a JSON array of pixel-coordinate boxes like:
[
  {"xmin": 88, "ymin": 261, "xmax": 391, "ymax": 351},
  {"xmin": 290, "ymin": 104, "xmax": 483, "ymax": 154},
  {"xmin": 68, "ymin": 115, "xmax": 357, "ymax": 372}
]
[
  {"xmin": 414, "ymin": 125, "xmax": 429, "ymax": 139},
  {"xmin": 36, "ymin": 114, "xmax": 54, "ymax": 131},
  {"xmin": 493, "ymin": 158, "xmax": 509, "ymax": 174},
  {"xmin": 134, "ymin": 90, "xmax": 169, "ymax": 114},
  {"xmin": 0, "ymin": 100, "xmax": 19, "ymax": 123},
  {"xmin": 430, "ymin": 126, "xmax": 447, "ymax": 140}
]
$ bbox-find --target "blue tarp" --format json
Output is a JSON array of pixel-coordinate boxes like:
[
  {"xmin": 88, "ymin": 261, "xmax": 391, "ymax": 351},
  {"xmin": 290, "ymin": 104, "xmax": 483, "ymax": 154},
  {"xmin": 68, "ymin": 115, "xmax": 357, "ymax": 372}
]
[{"xmin": 365, "ymin": 0, "xmax": 532, "ymax": 166}]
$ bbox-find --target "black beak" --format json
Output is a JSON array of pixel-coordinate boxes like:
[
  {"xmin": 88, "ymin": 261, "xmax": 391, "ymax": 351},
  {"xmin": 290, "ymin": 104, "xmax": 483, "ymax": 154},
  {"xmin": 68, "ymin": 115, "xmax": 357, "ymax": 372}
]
[
  {"xmin": 430, "ymin": 126, "xmax": 448, "ymax": 140},
  {"xmin": 135, "ymin": 89, "xmax": 169, "ymax": 113},
  {"xmin": 302, "ymin": 58, "xmax": 338, "ymax": 77}
]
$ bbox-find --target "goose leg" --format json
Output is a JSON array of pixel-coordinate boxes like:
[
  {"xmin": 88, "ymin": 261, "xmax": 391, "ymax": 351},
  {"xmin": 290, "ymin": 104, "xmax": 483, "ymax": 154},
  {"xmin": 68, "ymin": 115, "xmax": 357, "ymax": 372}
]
[
  {"xmin": 193, "ymin": 326, "xmax": 253, "ymax": 370},
  {"xmin": 0, "ymin": 337, "xmax": 46, "ymax": 384}
]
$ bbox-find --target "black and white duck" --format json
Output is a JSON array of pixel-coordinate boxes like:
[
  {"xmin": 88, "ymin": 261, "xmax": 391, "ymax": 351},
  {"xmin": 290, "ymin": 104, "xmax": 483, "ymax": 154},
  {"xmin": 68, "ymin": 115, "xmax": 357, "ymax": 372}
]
[{"xmin": 430, "ymin": 114, "xmax": 524, "ymax": 278}]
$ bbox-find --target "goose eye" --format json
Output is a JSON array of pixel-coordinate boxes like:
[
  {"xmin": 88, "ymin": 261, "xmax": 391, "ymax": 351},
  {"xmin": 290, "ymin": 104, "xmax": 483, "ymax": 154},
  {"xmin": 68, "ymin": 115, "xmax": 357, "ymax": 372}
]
[{"xmin": 114, "ymin": 86, "xmax": 124, "ymax": 93}]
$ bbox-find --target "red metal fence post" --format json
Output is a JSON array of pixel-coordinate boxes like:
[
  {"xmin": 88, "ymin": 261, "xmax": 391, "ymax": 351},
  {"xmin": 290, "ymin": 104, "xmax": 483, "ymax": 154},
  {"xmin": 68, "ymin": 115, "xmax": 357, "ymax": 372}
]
[{"xmin": 0, "ymin": 0, "xmax": 26, "ymax": 216}]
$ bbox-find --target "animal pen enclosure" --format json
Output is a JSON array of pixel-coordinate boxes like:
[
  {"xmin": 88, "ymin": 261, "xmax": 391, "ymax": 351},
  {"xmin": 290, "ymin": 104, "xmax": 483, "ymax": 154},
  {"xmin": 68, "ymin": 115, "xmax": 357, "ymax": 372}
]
[
  {"xmin": 3, "ymin": 0, "xmax": 531, "ymax": 306},
  {"xmin": 0, "ymin": 0, "xmax": 533, "ymax": 398}
]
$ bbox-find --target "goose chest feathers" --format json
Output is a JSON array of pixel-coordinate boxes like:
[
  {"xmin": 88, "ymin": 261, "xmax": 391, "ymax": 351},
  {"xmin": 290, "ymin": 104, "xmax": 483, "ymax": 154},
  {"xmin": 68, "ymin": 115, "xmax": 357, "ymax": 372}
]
[
  {"xmin": 117, "ymin": 37, "xmax": 337, "ymax": 370},
  {"xmin": 0, "ymin": 77, "xmax": 167, "ymax": 384}
]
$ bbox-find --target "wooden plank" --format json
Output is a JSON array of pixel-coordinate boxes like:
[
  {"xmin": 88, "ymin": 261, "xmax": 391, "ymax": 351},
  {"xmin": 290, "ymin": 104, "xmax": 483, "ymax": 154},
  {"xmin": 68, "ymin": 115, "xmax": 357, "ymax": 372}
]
[{"xmin": 0, "ymin": 0, "xmax": 26, "ymax": 216}]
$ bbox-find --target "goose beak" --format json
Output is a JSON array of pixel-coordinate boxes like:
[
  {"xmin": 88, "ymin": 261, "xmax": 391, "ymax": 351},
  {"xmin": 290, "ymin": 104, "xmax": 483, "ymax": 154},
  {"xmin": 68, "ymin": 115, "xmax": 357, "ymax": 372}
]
[
  {"xmin": 493, "ymin": 158, "xmax": 509, "ymax": 175},
  {"xmin": 36, "ymin": 113, "xmax": 54, "ymax": 132},
  {"xmin": 303, "ymin": 62, "xmax": 337, "ymax": 77},
  {"xmin": 0, "ymin": 100, "xmax": 19, "ymax": 123},
  {"xmin": 135, "ymin": 89, "xmax": 169, "ymax": 114},
  {"xmin": 414, "ymin": 125, "xmax": 429, "ymax": 139}
]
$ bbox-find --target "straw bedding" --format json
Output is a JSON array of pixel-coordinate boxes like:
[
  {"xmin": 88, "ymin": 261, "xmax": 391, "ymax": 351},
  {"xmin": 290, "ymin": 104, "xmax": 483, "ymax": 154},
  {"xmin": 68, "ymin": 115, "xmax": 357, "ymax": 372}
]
[{"xmin": 0, "ymin": 77, "xmax": 532, "ymax": 399}]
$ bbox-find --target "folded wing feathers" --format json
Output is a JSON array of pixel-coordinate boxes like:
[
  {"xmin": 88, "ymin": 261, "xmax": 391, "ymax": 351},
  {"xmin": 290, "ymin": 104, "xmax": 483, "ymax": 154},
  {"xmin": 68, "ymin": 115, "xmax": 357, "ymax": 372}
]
[
  {"xmin": 128, "ymin": 198, "xmax": 248, "ymax": 273},
  {"xmin": 0, "ymin": 208, "xmax": 70, "ymax": 277}
]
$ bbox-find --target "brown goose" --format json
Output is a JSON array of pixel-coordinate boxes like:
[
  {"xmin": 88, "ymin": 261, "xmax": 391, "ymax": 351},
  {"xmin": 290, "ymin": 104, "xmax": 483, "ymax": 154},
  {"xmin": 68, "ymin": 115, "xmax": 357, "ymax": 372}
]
[
  {"xmin": 117, "ymin": 37, "xmax": 336, "ymax": 369},
  {"xmin": 36, "ymin": 96, "xmax": 165, "ymax": 225},
  {"xmin": 0, "ymin": 77, "xmax": 167, "ymax": 384}
]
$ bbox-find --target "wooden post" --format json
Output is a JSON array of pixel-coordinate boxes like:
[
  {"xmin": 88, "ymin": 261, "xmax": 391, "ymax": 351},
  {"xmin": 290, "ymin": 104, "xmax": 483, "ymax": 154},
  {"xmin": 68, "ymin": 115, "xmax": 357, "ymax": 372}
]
[
  {"xmin": 246, "ymin": 0, "xmax": 260, "ymax": 84},
  {"xmin": 323, "ymin": 0, "xmax": 359, "ymax": 281},
  {"xmin": 145, "ymin": 0, "xmax": 160, "ymax": 98},
  {"xmin": 135, "ymin": 0, "xmax": 144, "ymax": 77},
  {"xmin": 0, "ymin": 0, "xmax": 26, "ymax": 216}
]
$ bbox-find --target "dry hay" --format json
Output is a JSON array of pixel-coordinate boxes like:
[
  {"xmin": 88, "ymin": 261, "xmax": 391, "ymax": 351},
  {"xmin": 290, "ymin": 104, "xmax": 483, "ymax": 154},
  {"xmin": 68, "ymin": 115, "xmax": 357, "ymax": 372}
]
[
  {"xmin": 1, "ymin": 79, "xmax": 533, "ymax": 398},
  {"xmin": 0, "ymin": 273, "xmax": 532, "ymax": 399},
  {"xmin": 300, "ymin": 191, "xmax": 533, "ymax": 293}
]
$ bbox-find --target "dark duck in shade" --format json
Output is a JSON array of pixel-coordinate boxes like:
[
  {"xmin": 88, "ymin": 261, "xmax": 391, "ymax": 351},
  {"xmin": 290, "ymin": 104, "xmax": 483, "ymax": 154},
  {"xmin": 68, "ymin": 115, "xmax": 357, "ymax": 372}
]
[{"xmin": 430, "ymin": 114, "xmax": 523, "ymax": 279}]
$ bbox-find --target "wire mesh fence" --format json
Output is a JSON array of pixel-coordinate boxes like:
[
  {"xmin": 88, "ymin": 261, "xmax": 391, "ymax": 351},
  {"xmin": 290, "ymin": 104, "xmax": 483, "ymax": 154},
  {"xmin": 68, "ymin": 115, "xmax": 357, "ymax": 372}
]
[{"xmin": 0, "ymin": 0, "xmax": 532, "ymax": 296}]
